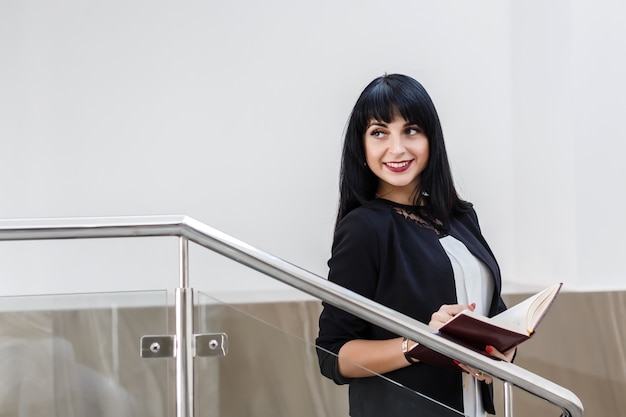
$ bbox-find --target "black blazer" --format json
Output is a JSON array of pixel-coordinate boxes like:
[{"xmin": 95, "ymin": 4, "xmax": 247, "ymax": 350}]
[{"xmin": 316, "ymin": 199, "xmax": 506, "ymax": 416}]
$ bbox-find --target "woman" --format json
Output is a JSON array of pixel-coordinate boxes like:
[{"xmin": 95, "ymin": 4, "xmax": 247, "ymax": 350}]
[{"xmin": 316, "ymin": 74, "xmax": 514, "ymax": 417}]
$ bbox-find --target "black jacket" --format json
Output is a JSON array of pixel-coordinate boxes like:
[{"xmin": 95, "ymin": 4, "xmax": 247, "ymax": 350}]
[{"xmin": 316, "ymin": 199, "xmax": 506, "ymax": 416}]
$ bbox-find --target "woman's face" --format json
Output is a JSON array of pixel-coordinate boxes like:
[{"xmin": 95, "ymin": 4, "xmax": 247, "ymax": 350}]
[{"xmin": 363, "ymin": 114, "xmax": 429, "ymax": 204}]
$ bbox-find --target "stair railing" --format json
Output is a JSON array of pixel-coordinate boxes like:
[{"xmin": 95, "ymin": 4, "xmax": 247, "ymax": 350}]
[{"xmin": 0, "ymin": 215, "xmax": 584, "ymax": 417}]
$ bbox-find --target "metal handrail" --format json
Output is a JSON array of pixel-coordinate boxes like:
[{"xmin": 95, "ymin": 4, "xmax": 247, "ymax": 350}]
[{"xmin": 0, "ymin": 215, "xmax": 583, "ymax": 417}]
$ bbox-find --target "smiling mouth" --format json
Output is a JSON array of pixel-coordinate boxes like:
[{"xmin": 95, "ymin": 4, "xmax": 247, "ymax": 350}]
[{"xmin": 384, "ymin": 160, "xmax": 413, "ymax": 172}]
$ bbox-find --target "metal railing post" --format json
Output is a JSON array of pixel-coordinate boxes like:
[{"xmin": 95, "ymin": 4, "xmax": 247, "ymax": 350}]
[
  {"xmin": 176, "ymin": 237, "xmax": 194, "ymax": 417},
  {"xmin": 504, "ymin": 381, "xmax": 514, "ymax": 417}
]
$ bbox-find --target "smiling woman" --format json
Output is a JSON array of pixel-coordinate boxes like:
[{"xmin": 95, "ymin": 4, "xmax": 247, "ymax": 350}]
[{"xmin": 316, "ymin": 74, "xmax": 513, "ymax": 417}]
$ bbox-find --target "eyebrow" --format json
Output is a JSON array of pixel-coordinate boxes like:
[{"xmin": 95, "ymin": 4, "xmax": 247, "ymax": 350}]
[
  {"xmin": 366, "ymin": 120, "xmax": 418, "ymax": 129},
  {"xmin": 367, "ymin": 121, "xmax": 387, "ymax": 129}
]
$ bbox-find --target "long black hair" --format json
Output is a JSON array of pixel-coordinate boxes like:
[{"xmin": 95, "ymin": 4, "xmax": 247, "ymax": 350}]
[{"xmin": 336, "ymin": 73, "xmax": 471, "ymax": 228}]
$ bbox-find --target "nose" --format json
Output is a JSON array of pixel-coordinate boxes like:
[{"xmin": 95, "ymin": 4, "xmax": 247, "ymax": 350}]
[{"xmin": 389, "ymin": 132, "xmax": 405, "ymax": 155}]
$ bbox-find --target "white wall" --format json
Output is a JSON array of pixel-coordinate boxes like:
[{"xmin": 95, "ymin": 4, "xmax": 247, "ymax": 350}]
[
  {"xmin": 510, "ymin": 0, "xmax": 626, "ymax": 291},
  {"xmin": 0, "ymin": 0, "xmax": 623, "ymax": 298}
]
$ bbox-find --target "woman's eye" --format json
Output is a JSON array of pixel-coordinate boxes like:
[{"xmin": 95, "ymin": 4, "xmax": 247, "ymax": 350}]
[
  {"xmin": 371, "ymin": 130, "xmax": 385, "ymax": 138},
  {"xmin": 407, "ymin": 127, "xmax": 421, "ymax": 135}
]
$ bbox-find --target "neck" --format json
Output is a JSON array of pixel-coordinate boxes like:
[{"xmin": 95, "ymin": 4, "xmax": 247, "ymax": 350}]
[{"xmin": 375, "ymin": 187, "xmax": 421, "ymax": 206}]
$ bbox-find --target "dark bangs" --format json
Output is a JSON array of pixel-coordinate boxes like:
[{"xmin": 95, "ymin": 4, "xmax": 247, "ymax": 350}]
[{"xmin": 351, "ymin": 75, "xmax": 439, "ymax": 138}]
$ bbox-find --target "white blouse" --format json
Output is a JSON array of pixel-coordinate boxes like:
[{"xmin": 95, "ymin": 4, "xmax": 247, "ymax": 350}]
[{"xmin": 439, "ymin": 235, "xmax": 494, "ymax": 417}]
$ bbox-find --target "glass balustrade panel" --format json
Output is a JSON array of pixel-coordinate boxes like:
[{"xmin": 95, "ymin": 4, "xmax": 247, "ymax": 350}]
[
  {"xmin": 195, "ymin": 288, "xmax": 467, "ymax": 417},
  {"xmin": 0, "ymin": 290, "xmax": 171, "ymax": 417}
]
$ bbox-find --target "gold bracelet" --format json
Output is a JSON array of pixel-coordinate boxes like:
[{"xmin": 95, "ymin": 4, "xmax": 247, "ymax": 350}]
[{"xmin": 401, "ymin": 337, "xmax": 419, "ymax": 364}]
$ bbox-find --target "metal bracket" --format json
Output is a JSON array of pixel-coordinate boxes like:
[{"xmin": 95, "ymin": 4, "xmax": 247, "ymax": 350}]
[
  {"xmin": 195, "ymin": 333, "xmax": 228, "ymax": 357},
  {"xmin": 140, "ymin": 333, "xmax": 228, "ymax": 358},
  {"xmin": 141, "ymin": 335, "xmax": 176, "ymax": 358}
]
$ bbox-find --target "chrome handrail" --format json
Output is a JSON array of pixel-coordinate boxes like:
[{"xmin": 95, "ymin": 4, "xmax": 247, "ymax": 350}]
[{"xmin": 0, "ymin": 215, "xmax": 584, "ymax": 417}]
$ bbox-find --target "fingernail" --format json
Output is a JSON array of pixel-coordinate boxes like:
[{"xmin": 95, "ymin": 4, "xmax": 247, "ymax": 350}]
[
  {"xmin": 453, "ymin": 360, "xmax": 461, "ymax": 365},
  {"xmin": 470, "ymin": 303, "xmax": 476, "ymax": 310},
  {"xmin": 485, "ymin": 345, "xmax": 494, "ymax": 353}
]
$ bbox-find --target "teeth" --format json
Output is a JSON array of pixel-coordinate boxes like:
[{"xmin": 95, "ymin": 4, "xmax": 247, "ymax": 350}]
[{"xmin": 386, "ymin": 161, "xmax": 409, "ymax": 168}]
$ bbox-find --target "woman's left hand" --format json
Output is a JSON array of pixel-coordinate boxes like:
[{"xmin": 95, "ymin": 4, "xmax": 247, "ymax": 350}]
[
  {"xmin": 454, "ymin": 362, "xmax": 494, "ymax": 384},
  {"xmin": 454, "ymin": 346, "xmax": 516, "ymax": 384},
  {"xmin": 485, "ymin": 345, "xmax": 516, "ymax": 362}
]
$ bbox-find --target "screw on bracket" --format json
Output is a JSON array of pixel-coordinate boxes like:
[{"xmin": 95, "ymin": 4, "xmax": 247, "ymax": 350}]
[
  {"xmin": 196, "ymin": 333, "xmax": 228, "ymax": 357},
  {"xmin": 140, "ymin": 335, "xmax": 175, "ymax": 358}
]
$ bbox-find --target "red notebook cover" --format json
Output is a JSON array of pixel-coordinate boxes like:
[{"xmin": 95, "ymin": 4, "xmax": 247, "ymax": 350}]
[
  {"xmin": 406, "ymin": 283, "xmax": 563, "ymax": 369},
  {"xmin": 406, "ymin": 315, "xmax": 532, "ymax": 370},
  {"xmin": 440, "ymin": 313, "xmax": 532, "ymax": 353}
]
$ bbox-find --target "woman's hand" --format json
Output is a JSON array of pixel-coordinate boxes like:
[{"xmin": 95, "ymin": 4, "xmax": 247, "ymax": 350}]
[
  {"xmin": 486, "ymin": 345, "xmax": 516, "ymax": 363},
  {"xmin": 429, "ymin": 303, "xmax": 476, "ymax": 330},
  {"xmin": 430, "ymin": 303, "xmax": 516, "ymax": 383},
  {"xmin": 455, "ymin": 346, "xmax": 515, "ymax": 384},
  {"xmin": 454, "ymin": 362, "xmax": 494, "ymax": 384}
]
